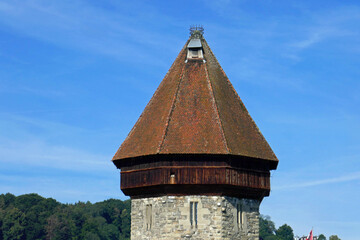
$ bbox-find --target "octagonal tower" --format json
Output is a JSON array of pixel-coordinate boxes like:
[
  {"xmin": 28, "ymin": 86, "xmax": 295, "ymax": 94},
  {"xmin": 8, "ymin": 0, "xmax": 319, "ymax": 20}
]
[{"xmin": 112, "ymin": 28, "xmax": 278, "ymax": 240}]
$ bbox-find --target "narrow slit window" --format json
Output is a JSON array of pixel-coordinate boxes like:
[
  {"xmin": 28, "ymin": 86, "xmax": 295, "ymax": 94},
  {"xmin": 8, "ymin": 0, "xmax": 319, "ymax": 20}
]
[
  {"xmin": 190, "ymin": 201, "xmax": 198, "ymax": 228},
  {"xmin": 194, "ymin": 202, "xmax": 198, "ymax": 227},
  {"xmin": 190, "ymin": 202, "xmax": 193, "ymax": 226},
  {"xmin": 241, "ymin": 207, "xmax": 245, "ymax": 227},
  {"xmin": 237, "ymin": 203, "xmax": 242, "ymax": 228},
  {"xmin": 146, "ymin": 204, "xmax": 152, "ymax": 230}
]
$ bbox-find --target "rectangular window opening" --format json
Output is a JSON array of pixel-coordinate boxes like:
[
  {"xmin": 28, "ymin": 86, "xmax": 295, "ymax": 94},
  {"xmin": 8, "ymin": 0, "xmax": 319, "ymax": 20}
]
[
  {"xmin": 237, "ymin": 203, "xmax": 243, "ymax": 228},
  {"xmin": 146, "ymin": 204, "xmax": 152, "ymax": 230},
  {"xmin": 191, "ymin": 49, "xmax": 198, "ymax": 58},
  {"xmin": 194, "ymin": 202, "xmax": 198, "ymax": 227},
  {"xmin": 190, "ymin": 202, "xmax": 193, "ymax": 226}
]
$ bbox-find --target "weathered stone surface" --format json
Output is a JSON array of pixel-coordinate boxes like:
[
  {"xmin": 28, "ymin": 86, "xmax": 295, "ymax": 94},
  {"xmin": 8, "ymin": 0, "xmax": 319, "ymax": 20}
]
[{"xmin": 131, "ymin": 196, "xmax": 259, "ymax": 240}]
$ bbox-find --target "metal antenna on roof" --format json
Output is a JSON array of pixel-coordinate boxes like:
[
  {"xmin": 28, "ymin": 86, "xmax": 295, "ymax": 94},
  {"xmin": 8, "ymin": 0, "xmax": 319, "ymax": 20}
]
[{"xmin": 189, "ymin": 25, "xmax": 204, "ymax": 38}]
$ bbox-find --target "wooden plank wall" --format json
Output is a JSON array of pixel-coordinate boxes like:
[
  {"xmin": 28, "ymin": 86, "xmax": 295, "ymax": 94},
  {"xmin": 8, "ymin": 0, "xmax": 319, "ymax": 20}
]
[{"xmin": 121, "ymin": 167, "xmax": 270, "ymax": 190}]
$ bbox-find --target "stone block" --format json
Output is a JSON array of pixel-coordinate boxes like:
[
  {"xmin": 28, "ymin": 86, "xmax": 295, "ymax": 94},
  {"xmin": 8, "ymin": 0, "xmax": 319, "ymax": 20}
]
[{"xmin": 131, "ymin": 196, "xmax": 260, "ymax": 240}]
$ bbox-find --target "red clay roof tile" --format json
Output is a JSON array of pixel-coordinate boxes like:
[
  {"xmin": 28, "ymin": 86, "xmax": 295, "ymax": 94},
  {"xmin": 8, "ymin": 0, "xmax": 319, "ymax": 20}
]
[{"xmin": 112, "ymin": 36, "xmax": 278, "ymax": 163}]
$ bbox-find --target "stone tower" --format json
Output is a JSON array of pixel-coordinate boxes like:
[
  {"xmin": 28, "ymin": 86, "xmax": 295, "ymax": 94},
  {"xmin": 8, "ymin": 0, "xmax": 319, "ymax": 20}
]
[{"xmin": 112, "ymin": 27, "xmax": 278, "ymax": 240}]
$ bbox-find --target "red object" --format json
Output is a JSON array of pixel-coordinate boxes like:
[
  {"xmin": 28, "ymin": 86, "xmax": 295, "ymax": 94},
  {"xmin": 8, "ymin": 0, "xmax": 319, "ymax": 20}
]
[{"xmin": 307, "ymin": 230, "xmax": 313, "ymax": 240}]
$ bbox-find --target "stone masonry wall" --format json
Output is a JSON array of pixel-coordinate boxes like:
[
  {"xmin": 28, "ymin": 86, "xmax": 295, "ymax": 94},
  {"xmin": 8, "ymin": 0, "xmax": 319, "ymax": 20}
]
[{"xmin": 131, "ymin": 196, "xmax": 259, "ymax": 240}]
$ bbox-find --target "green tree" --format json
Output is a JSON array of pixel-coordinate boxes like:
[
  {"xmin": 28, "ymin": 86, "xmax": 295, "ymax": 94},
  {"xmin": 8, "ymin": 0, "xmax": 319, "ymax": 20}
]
[
  {"xmin": 14, "ymin": 194, "xmax": 43, "ymax": 213},
  {"xmin": 0, "ymin": 193, "xmax": 15, "ymax": 209},
  {"xmin": 0, "ymin": 209, "xmax": 4, "ymax": 240},
  {"xmin": 318, "ymin": 234, "xmax": 326, "ymax": 240},
  {"xmin": 45, "ymin": 213, "xmax": 72, "ymax": 240},
  {"xmin": 329, "ymin": 235, "xmax": 341, "ymax": 240},
  {"xmin": 2, "ymin": 208, "xmax": 25, "ymax": 240},
  {"xmin": 99, "ymin": 224, "xmax": 119, "ymax": 240},
  {"xmin": 83, "ymin": 232, "xmax": 100, "ymax": 240},
  {"xmin": 120, "ymin": 207, "xmax": 131, "ymax": 239},
  {"xmin": 260, "ymin": 215, "xmax": 276, "ymax": 239},
  {"xmin": 276, "ymin": 224, "xmax": 294, "ymax": 240},
  {"xmin": 80, "ymin": 216, "xmax": 106, "ymax": 239},
  {"xmin": 264, "ymin": 236, "xmax": 280, "ymax": 240},
  {"xmin": 0, "ymin": 193, "xmax": 131, "ymax": 240}
]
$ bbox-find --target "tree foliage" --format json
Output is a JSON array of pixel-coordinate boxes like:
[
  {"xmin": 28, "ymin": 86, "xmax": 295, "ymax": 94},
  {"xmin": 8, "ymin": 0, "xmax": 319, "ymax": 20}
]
[
  {"xmin": 0, "ymin": 193, "xmax": 131, "ymax": 240},
  {"xmin": 259, "ymin": 215, "xmax": 333, "ymax": 240},
  {"xmin": 260, "ymin": 215, "xmax": 295, "ymax": 240},
  {"xmin": 318, "ymin": 234, "xmax": 326, "ymax": 240},
  {"xmin": 0, "ymin": 193, "xmax": 341, "ymax": 240},
  {"xmin": 276, "ymin": 224, "xmax": 294, "ymax": 240},
  {"xmin": 260, "ymin": 215, "xmax": 276, "ymax": 239}
]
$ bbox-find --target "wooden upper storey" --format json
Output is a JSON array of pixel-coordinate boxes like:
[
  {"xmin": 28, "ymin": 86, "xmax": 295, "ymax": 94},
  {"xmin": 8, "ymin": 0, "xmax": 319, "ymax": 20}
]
[{"xmin": 118, "ymin": 155, "xmax": 272, "ymax": 200}]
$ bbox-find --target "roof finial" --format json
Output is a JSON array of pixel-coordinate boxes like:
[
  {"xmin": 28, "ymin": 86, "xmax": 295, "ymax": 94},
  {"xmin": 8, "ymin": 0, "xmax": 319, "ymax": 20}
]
[{"xmin": 190, "ymin": 25, "xmax": 204, "ymax": 38}]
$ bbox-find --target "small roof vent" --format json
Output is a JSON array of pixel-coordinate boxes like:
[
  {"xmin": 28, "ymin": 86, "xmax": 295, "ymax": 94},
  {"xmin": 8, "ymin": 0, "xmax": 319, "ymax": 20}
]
[{"xmin": 186, "ymin": 38, "xmax": 204, "ymax": 60}]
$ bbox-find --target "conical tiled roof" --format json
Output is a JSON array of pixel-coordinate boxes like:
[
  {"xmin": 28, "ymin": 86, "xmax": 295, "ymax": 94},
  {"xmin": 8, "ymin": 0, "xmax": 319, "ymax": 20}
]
[{"xmin": 112, "ymin": 35, "xmax": 278, "ymax": 164}]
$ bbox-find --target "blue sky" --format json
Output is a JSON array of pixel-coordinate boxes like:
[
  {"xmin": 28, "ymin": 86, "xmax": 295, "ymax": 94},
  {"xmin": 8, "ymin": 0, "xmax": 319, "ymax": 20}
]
[{"xmin": 0, "ymin": 0, "xmax": 359, "ymax": 239}]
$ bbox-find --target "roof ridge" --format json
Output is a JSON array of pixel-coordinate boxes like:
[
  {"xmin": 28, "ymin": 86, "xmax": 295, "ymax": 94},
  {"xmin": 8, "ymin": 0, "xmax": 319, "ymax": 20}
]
[
  {"xmin": 203, "ymin": 62, "xmax": 230, "ymax": 154},
  {"xmin": 202, "ymin": 39, "xmax": 277, "ymax": 160},
  {"xmin": 158, "ymin": 64, "xmax": 186, "ymax": 153},
  {"xmin": 112, "ymin": 42, "xmax": 188, "ymax": 161},
  {"xmin": 112, "ymin": 36, "xmax": 277, "ymax": 163}
]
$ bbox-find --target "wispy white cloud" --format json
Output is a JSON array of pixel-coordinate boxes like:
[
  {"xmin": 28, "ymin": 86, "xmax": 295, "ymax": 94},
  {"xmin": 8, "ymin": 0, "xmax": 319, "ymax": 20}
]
[
  {"xmin": 201, "ymin": 0, "xmax": 233, "ymax": 16},
  {"xmin": 274, "ymin": 171, "xmax": 360, "ymax": 190},
  {"xmin": 0, "ymin": 138, "xmax": 112, "ymax": 171},
  {"xmin": 0, "ymin": 114, "xmax": 121, "ymax": 202},
  {"xmin": 289, "ymin": 6, "xmax": 360, "ymax": 51},
  {"xmin": 317, "ymin": 220, "xmax": 360, "ymax": 226},
  {"xmin": 0, "ymin": 172, "xmax": 123, "ymax": 203},
  {"xmin": 0, "ymin": 0, "xmax": 181, "ymax": 66},
  {"xmin": 0, "ymin": 85, "xmax": 67, "ymax": 98},
  {"xmin": 0, "ymin": 113, "xmax": 114, "ymax": 172},
  {"xmin": 290, "ymin": 27, "xmax": 355, "ymax": 50},
  {"xmin": 291, "ymin": 30, "xmax": 329, "ymax": 49}
]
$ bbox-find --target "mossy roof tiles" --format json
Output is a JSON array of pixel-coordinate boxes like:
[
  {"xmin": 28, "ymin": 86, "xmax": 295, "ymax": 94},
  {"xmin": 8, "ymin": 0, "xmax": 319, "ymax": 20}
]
[{"xmin": 112, "ymin": 36, "xmax": 278, "ymax": 165}]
